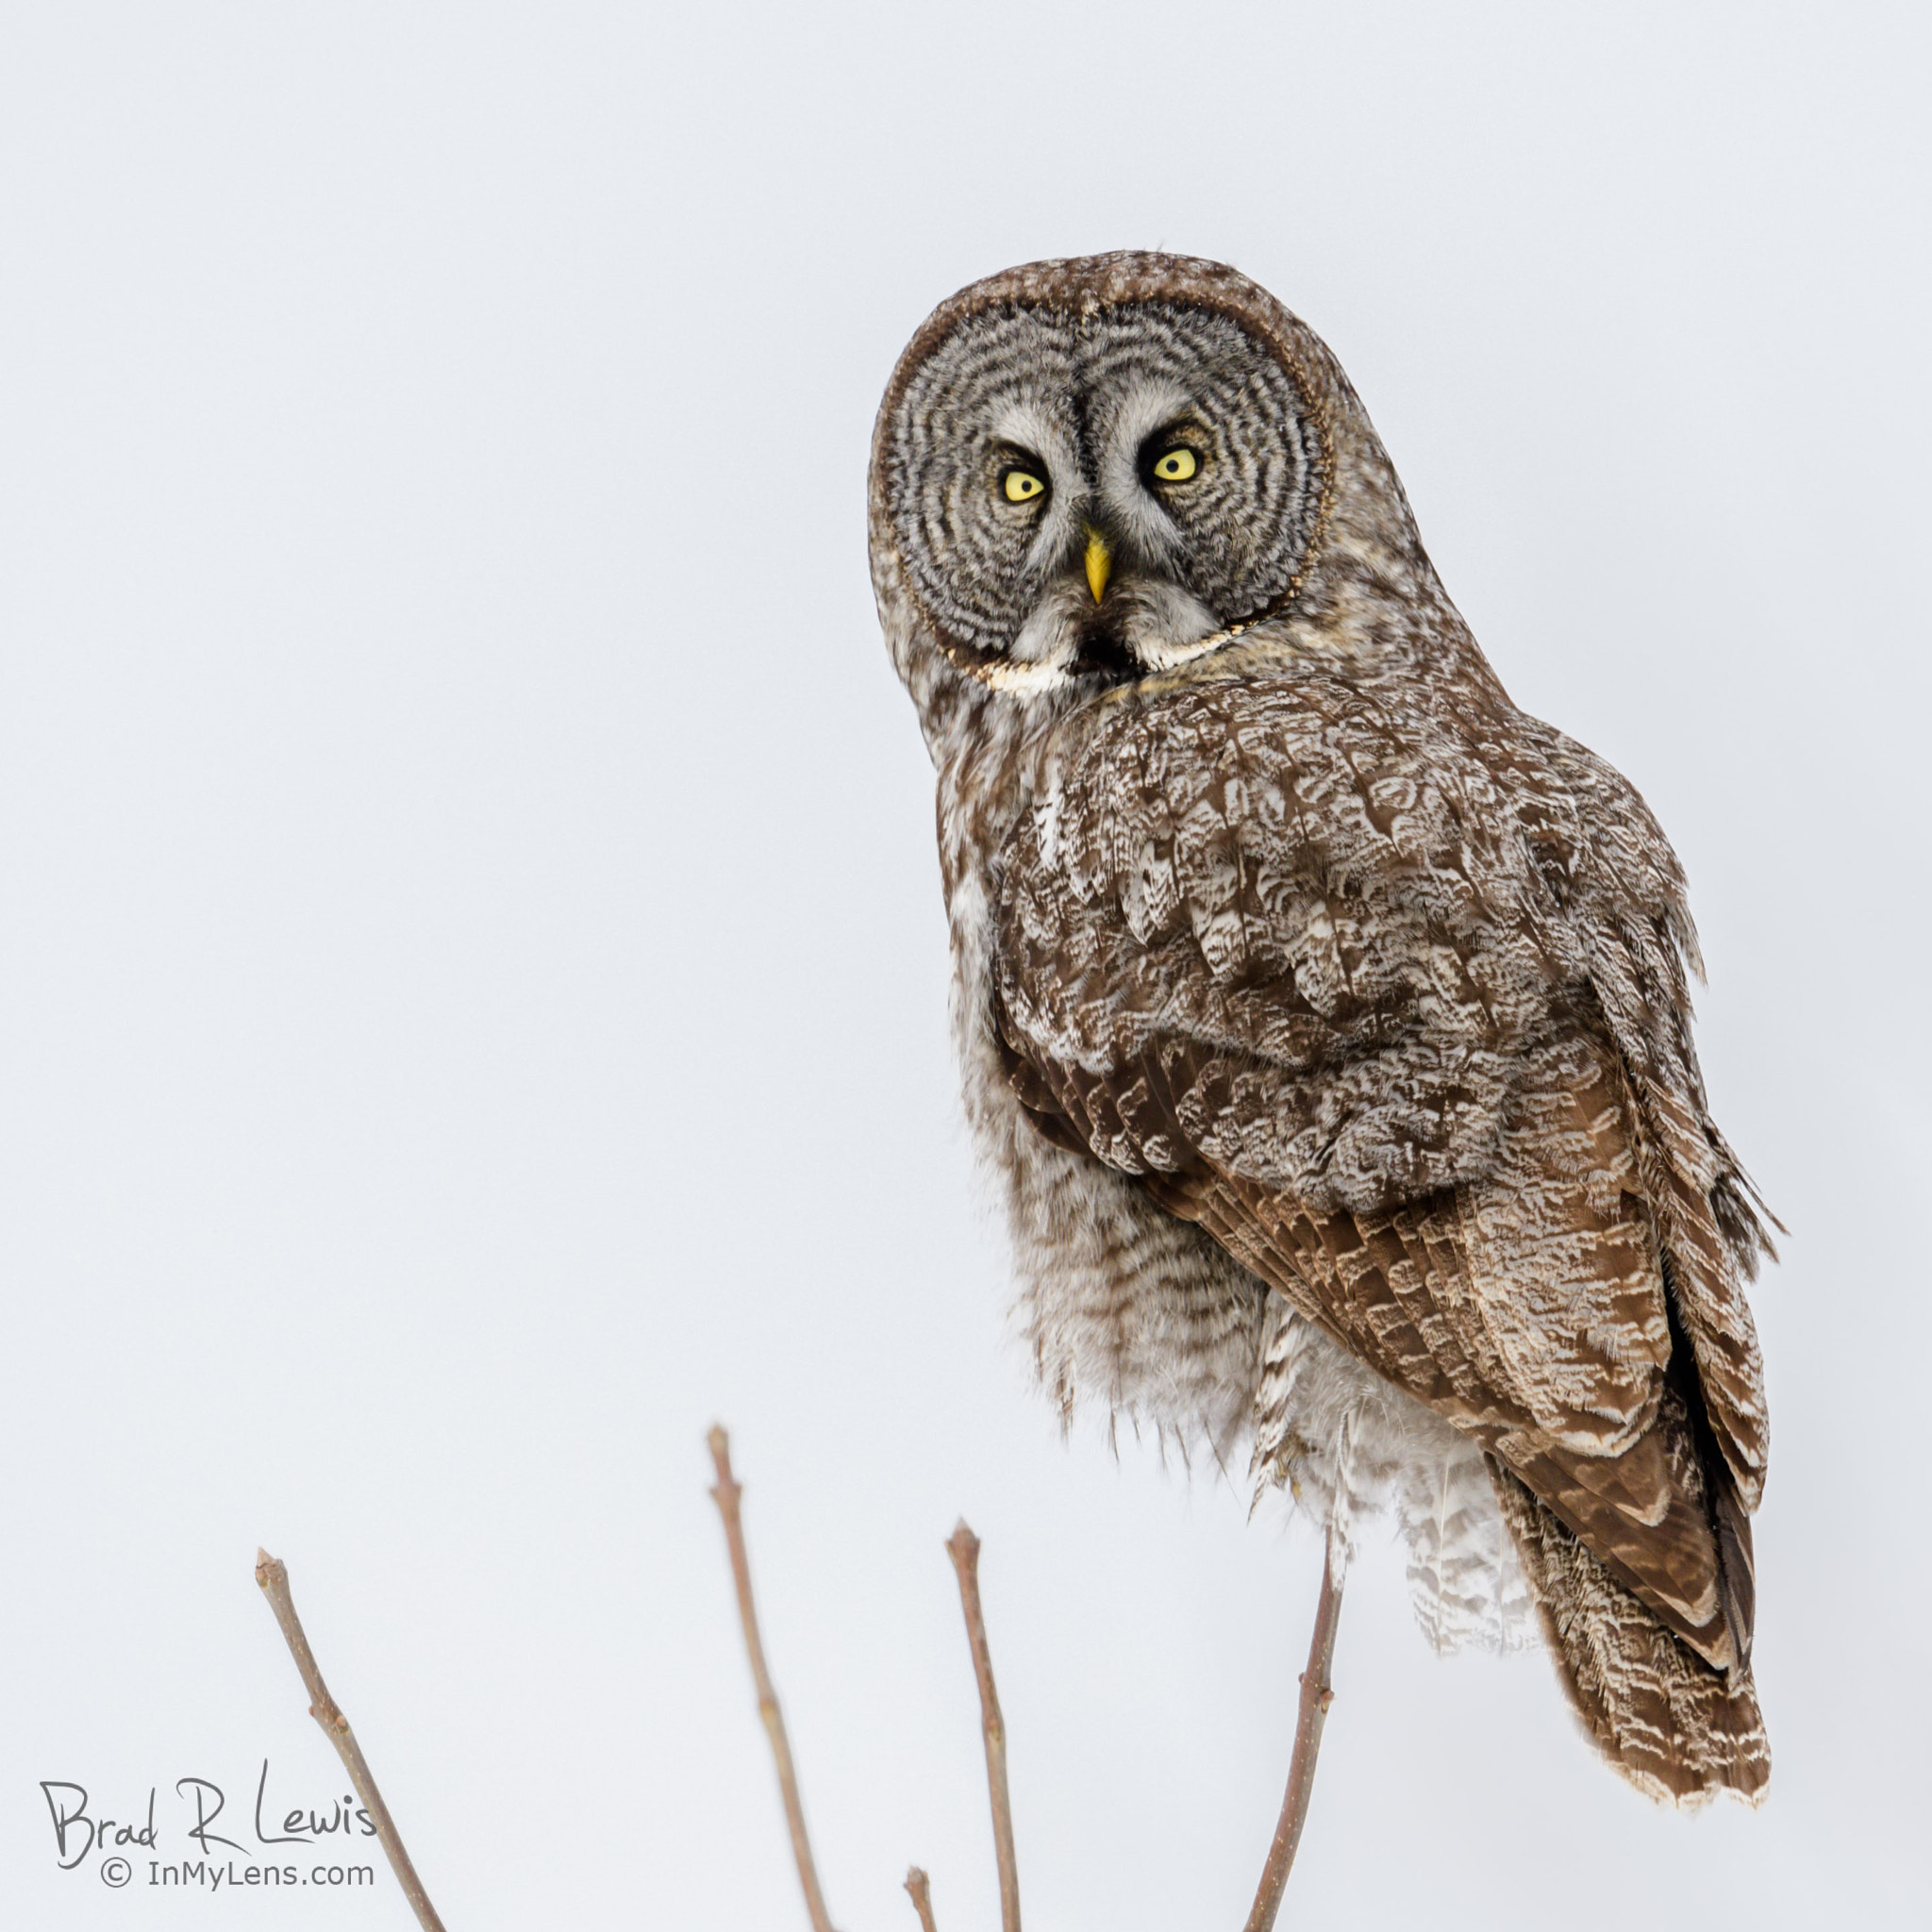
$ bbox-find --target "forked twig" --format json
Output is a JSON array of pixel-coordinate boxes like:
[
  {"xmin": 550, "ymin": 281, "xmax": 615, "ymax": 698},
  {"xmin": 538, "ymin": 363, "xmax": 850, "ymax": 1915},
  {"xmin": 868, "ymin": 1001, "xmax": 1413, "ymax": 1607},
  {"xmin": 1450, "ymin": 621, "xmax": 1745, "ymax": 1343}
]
[
  {"xmin": 707, "ymin": 1425, "xmax": 841, "ymax": 1932},
  {"xmin": 903, "ymin": 1864, "xmax": 941, "ymax": 1931},
  {"xmin": 252, "ymin": 1550, "xmax": 445, "ymax": 1932},
  {"xmin": 1241, "ymin": 1544, "xmax": 1345, "ymax": 1932},
  {"xmin": 945, "ymin": 1521, "xmax": 1021, "ymax": 1932}
]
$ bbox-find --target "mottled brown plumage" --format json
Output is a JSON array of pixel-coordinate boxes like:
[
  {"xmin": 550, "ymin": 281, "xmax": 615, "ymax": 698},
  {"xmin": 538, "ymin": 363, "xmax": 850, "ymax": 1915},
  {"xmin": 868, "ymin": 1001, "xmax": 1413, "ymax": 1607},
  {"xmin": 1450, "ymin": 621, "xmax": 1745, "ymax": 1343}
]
[{"xmin": 870, "ymin": 252, "xmax": 1774, "ymax": 1804}]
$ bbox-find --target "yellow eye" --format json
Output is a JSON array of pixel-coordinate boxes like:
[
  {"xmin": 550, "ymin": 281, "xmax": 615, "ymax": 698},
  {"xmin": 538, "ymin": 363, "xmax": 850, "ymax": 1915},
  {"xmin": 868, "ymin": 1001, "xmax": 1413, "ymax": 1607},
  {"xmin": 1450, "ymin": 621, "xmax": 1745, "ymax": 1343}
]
[
  {"xmin": 1002, "ymin": 469, "xmax": 1048, "ymax": 504},
  {"xmin": 1151, "ymin": 446, "xmax": 1199, "ymax": 482}
]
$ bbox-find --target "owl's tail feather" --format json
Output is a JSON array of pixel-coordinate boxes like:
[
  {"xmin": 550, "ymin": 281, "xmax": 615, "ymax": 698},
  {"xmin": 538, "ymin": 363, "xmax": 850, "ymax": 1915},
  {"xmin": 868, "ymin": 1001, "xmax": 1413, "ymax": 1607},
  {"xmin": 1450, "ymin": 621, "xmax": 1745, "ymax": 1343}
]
[{"xmin": 1491, "ymin": 1466, "xmax": 1770, "ymax": 1807}]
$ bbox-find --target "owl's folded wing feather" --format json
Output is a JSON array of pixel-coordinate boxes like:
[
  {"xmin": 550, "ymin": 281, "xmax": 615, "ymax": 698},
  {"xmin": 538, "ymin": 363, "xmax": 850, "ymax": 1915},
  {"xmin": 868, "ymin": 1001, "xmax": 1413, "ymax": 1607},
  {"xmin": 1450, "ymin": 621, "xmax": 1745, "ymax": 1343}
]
[{"xmin": 991, "ymin": 673, "xmax": 1768, "ymax": 1674}]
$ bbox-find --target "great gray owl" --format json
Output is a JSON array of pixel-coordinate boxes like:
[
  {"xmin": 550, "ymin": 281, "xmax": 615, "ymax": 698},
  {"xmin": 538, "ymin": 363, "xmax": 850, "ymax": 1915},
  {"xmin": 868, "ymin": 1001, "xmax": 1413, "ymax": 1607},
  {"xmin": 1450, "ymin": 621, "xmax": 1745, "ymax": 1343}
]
[{"xmin": 868, "ymin": 253, "xmax": 1774, "ymax": 1805}]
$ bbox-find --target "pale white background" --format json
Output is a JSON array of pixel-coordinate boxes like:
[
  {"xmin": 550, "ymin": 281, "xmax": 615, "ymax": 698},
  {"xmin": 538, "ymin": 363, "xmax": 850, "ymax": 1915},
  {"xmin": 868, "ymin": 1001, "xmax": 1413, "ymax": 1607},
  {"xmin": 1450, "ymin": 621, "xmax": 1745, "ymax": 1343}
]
[{"xmin": 3, "ymin": 4, "xmax": 1926, "ymax": 1926}]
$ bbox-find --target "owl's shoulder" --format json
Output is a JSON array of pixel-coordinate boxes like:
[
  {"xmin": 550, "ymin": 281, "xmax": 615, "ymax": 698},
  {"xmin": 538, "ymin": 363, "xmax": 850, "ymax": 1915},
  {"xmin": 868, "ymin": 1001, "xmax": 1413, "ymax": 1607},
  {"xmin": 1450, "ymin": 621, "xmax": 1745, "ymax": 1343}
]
[
  {"xmin": 1009, "ymin": 668, "xmax": 1545, "ymax": 922},
  {"xmin": 1011, "ymin": 671, "xmax": 1691, "ymax": 943}
]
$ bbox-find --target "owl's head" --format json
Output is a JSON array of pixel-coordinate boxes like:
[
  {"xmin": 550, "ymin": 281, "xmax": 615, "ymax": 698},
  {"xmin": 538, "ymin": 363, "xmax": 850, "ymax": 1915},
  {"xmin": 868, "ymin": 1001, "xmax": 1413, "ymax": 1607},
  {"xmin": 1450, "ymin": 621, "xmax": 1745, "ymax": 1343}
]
[{"xmin": 870, "ymin": 253, "xmax": 1436, "ymax": 731}]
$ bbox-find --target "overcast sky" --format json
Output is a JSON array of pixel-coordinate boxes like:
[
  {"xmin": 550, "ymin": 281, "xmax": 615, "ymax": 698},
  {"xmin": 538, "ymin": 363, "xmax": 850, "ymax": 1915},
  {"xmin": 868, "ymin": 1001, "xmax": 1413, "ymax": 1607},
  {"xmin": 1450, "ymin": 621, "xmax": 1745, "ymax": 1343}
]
[{"xmin": 3, "ymin": 5, "xmax": 1926, "ymax": 1927}]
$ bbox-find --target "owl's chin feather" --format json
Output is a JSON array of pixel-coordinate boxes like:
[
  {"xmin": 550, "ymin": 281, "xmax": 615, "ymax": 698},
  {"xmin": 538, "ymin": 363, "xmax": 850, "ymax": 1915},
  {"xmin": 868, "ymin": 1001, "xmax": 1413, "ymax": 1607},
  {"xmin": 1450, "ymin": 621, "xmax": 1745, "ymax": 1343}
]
[{"xmin": 1065, "ymin": 617, "xmax": 1137, "ymax": 683}]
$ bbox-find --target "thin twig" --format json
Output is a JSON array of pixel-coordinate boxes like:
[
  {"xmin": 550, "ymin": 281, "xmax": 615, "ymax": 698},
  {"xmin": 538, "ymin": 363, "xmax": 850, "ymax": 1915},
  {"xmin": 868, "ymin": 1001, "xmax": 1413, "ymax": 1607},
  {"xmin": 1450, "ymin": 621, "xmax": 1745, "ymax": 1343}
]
[
  {"xmin": 944, "ymin": 1521, "xmax": 1021, "ymax": 1932},
  {"xmin": 707, "ymin": 1425, "xmax": 841, "ymax": 1932},
  {"xmin": 903, "ymin": 1864, "xmax": 941, "ymax": 1932},
  {"xmin": 252, "ymin": 1550, "xmax": 445, "ymax": 1932},
  {"xmin": 1241, "ymin": 1543, "xmax": 1345, "ymax": 1932}
]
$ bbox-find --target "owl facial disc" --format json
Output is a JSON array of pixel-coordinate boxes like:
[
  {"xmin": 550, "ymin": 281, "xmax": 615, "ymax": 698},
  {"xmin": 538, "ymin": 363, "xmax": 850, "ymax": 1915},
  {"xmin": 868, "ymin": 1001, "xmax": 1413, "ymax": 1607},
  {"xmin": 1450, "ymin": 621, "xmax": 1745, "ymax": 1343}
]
[{"xmin": 880, "ymin": 293, "xmax": 1327, "ymax": 693}]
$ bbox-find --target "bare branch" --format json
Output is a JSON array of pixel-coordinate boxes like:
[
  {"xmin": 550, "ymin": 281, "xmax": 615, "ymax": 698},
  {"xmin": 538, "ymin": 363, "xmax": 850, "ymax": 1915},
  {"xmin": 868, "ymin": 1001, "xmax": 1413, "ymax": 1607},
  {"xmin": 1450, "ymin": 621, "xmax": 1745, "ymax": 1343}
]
[
  {"xmin": 944, "ymin": 1521, "xmax": 1021, "ymax": 1932},
  {"xmin": 252, "ymin": 1550, "xmax": 446, "ymax": 1932},
  {"xmin": 903, "ymin": 1864, "xmax": 941, "ymax": 1932},
  {"xmin": 707, "ymin": 1425, "xmax": 841, "ymax": 1932},
  {"xmin": 1241, "ymin": 1544, "xmax": 1345, "ymax": 1932}
]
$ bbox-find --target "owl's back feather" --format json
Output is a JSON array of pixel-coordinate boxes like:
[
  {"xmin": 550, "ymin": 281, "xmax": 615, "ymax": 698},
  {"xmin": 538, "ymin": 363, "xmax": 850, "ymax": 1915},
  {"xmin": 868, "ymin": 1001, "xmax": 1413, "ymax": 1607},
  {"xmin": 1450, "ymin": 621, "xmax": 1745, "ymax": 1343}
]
[{"xmin": 990, "ymin": 669, "xmax": 1770, "ymax": 1799}]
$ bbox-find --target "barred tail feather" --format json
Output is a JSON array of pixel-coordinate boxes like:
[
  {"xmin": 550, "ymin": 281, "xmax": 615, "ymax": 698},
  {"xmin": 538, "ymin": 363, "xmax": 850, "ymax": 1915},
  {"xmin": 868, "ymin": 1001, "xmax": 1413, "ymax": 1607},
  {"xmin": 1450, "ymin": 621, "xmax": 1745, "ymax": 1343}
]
[{"xmin": 1491, "ymin": 1465, "xmax": 1770, "ymax": 1807}]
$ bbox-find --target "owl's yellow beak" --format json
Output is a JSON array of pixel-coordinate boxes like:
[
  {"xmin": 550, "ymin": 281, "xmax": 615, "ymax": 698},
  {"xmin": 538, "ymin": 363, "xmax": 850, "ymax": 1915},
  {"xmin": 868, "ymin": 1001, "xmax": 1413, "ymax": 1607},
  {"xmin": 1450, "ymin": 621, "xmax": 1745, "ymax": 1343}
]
[{"xmin": 1083, "ymin": 528, "xmax": 1112, "ymax": 604}]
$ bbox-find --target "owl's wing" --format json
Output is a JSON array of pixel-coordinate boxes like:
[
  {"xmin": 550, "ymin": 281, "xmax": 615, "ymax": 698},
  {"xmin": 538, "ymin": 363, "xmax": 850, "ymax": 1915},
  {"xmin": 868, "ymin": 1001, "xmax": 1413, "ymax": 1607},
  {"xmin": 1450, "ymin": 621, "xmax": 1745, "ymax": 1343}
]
[{"xmin": 991, "ymin": 672, "xmax": 1771, "ymax": 1677}]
